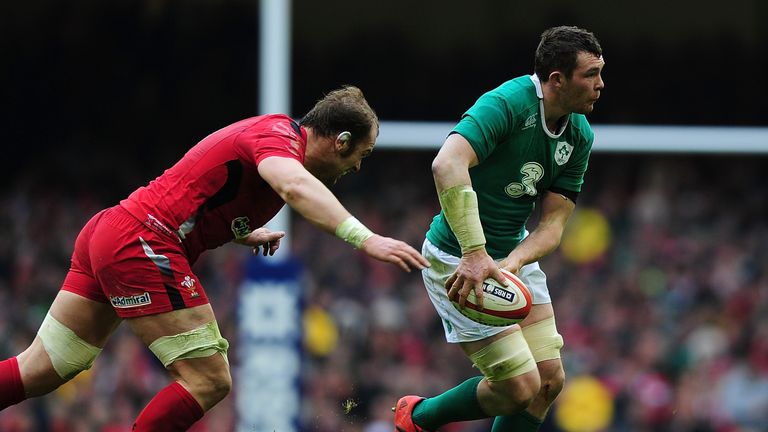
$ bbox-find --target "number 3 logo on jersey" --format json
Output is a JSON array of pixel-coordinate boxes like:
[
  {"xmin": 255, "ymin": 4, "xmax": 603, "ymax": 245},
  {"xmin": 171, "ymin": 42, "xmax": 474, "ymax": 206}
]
[{"xmin": 505, "ymin": 162, "xmax": 544, "ymax": 198}]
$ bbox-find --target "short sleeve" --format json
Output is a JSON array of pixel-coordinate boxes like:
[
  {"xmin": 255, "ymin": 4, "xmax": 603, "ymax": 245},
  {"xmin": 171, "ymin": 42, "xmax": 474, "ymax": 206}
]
[
  {"xmin": 452, "ymin": 92, "xmax": 514, "ymax": 163},
  {"xmin": 234, "ymin": 117, "xmax": 306, "ymax": 167}
]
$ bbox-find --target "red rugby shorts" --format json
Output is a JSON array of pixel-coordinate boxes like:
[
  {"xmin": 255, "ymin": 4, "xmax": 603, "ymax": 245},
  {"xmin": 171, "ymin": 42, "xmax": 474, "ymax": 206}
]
[{"xmin": 61, "ymin": 206, "xmax": 209, "ymax": 318}]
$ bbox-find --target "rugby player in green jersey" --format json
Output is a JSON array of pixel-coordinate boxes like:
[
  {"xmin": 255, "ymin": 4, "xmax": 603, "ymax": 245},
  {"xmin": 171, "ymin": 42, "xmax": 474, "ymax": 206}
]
[{"xmin": 394, "ymin": 26, "xmax": 605, "ymax": 431}]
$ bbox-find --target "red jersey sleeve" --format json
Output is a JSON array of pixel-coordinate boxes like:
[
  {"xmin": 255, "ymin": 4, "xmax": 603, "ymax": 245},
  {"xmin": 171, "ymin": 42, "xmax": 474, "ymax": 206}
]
[{"xmin": 234, "ymin": 115, "xmax": 307, "ymax": 167}]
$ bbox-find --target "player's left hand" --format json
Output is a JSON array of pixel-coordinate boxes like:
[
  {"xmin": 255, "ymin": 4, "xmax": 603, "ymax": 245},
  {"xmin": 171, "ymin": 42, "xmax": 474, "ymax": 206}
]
[
  {"xmin": 498, "ymin": 256, "xmax": 524, "ymax": 275},
  {"xmin": 235, "ymin": 227, "xmax": 285, "ymax": 256}
]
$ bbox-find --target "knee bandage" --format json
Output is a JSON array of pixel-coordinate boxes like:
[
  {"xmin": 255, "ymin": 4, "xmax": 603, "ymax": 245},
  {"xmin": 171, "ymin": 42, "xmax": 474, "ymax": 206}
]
[
  {"xmin": 469, "ymin": 331, "xmax": 536, "ymax": 382},
  {"xmin": 149, "ymin": 320, "xmax": 230, "ymax": 368},
  {"xmin": 38, "ymin": 313, "xmax": 102, "ymax": 380},
  {"xmin": 521, "ymin": 316, "xmax": 564, "ymax": 362}
]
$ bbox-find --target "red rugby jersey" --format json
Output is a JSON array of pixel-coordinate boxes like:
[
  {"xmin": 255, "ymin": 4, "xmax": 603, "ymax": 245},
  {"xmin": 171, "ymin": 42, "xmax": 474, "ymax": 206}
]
[{"xmin": 120, "ymin": 114, "xmax": 306, "ymax": 263}]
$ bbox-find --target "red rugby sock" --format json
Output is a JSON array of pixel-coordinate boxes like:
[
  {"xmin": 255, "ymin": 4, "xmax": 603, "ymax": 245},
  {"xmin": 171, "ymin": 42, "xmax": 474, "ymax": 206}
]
[
  {"xmin": 0, "ymin": 357, "xmax": 26, "ymax": 409},
  {"xmin": 132, "ymin": 381, "xmax": 204, "ymax": 431}
]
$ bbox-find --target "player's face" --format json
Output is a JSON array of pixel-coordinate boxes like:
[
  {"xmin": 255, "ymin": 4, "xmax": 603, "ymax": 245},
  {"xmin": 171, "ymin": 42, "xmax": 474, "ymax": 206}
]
[
  {"xmin": 331, "ymin": 127, "xmax": 377, "ymax": 184},
  {"xmin": 561, "ymin": 52, "xmax": 605, "ymax": 115}
]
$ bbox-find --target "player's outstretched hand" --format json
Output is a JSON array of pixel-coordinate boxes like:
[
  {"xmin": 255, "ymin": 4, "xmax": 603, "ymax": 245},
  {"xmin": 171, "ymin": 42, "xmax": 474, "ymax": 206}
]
[
  {"xmin": 445, "ymin": 249, "xmax": 507, "ymax": 310},
  {"xmin": 235, "ymin": 227, "xmax": 286, "ymax": 256},
  {"xmin": 360, "ymin": 234, "xmax": 430, "ymax": 273}
]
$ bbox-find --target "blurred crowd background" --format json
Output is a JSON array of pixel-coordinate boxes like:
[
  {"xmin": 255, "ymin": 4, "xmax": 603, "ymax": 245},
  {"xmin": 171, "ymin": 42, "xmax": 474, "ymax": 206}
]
[
  {"xmin": 3, "ymin": 1, "xmax": 767, "ymax": 431},
  {"xmin": 1, "ymin": 151, "xmax": 766, "ymax": 432}
]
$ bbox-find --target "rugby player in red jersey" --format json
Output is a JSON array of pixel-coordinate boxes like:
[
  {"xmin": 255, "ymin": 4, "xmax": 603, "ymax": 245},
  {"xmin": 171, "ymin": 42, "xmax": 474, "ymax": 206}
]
[{"xmin": 0, "ymin": 86, "xmax": 429, "ymax": 431}]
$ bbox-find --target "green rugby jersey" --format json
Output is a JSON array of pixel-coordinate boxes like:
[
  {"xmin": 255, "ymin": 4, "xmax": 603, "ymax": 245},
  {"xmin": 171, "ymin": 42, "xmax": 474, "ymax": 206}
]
[{"xmin": 427, "ymin": 74, "xmax": 594, "ymax": 260}]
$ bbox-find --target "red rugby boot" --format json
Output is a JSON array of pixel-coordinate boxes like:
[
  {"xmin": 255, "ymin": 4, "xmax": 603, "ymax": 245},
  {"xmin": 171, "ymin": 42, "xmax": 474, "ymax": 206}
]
[{"xmin": 392, "ymin": 395, "xmax": 428, "ymax": 432}]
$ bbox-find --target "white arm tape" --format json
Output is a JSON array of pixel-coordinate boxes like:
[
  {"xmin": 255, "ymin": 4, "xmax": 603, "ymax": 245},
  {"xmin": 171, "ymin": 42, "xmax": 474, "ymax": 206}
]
[{"xmin": 439, "ymin": 185, "xmax": 486, "ymax": 254}]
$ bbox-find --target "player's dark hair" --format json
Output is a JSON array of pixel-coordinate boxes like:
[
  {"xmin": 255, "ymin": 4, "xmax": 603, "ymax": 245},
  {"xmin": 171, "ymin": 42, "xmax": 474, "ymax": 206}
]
[
  {"xmin": 300, "ymin": 85, "xmax": 379, "ymax": 157},
  {"xmin": 535, "ymin": 26, "xmax": 602, "ymax": 82}
]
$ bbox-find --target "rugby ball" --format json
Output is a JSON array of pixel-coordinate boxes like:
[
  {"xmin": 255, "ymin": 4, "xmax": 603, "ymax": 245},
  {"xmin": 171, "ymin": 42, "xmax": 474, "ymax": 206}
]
[{"xmin": 450, "ymin": 269, "xmax": 532, "ymax": 326}]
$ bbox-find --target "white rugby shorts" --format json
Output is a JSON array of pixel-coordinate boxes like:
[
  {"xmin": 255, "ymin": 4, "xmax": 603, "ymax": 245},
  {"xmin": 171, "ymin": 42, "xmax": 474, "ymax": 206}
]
[{"xmin": 421, "ymin": 238, "xmax": 550, "ymax": 343}]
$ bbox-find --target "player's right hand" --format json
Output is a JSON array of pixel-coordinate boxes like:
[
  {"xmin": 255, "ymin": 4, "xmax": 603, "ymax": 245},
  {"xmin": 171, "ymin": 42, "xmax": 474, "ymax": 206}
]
[
  {"xmin": 235, "ymin": 227, "xmax": 285, "ymax": 256},
  {"xmin": 360, "ymin": 234, "xmax": 430, "ymax": 273},
  {"xmin": 445, "ymin": 249, "xmax": 507, "ymax": 310}
]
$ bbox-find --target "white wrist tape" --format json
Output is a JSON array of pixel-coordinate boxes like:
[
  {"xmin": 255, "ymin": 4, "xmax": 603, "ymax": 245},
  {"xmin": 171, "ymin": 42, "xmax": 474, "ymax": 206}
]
[
  {"xmin": 335, "ymin": 216, "xmax": 374, "ymax": 249},
  {"xmin": 439, "ymin": 185, "xmax": 486, "ymax": 254}
]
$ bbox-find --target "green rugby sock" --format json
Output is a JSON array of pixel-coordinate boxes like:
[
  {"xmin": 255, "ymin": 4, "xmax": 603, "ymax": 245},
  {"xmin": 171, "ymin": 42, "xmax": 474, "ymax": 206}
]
[
  {"xmin": 412, "ymin": 376, "xmax": 487, "ymax": 430},
  {"xmin": 491, "ymin": 410, "xmax": 543, "ymax": 431}
]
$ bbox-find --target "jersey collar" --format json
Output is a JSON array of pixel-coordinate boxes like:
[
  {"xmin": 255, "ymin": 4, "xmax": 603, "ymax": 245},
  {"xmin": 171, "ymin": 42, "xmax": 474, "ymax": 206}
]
[
  {"xmin": 530, "ymin": 73, "xmax": 544, "ymax": 98},
  {"xmin": 530, "ymin": 74, "xmax": 569, "ymax": 139}
]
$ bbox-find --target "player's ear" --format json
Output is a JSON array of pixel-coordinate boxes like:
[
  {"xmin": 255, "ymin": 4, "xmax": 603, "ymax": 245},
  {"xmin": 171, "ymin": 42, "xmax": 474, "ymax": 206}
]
[
  {"xmin": 335, "ymin": 131, "xmax": 352, "ymax": 151},
  {"xmin": 549, "ymin": 71, "xmax": 564, "ymax": 88}
]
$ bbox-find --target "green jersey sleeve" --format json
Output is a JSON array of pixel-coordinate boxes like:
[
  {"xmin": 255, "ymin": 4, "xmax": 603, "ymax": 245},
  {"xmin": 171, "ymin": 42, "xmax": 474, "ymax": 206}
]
[{"xmin": 452, "ymin": 92, "xmax": 514, "ymax": 163}]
